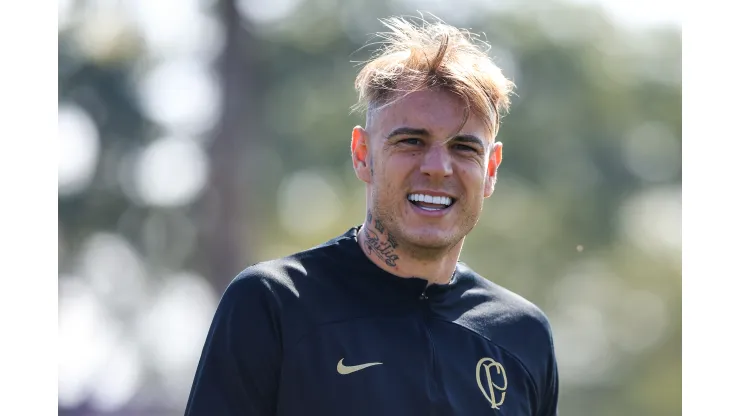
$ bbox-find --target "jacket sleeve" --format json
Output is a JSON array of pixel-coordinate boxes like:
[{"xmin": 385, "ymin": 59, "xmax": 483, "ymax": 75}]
[
  {"xmin": 537, "ymin": 324, "xmax": 560, "ymax": 416},
  {"xmin": 185, "ymin": 271, "xmax": 283, "ymax": 415}
]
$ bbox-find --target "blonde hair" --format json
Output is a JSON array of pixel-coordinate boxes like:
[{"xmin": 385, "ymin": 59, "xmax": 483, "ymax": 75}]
[{"xmin": 353, "ymin": 15, "xmax": 515, "ymax": 138}]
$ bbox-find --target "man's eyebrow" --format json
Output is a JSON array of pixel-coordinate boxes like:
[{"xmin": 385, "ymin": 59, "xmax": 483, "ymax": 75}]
[
  {"xmin": 386, "ymin": 128, "xmax": 486, "ymax": 148},
  {"xmin": 448, "ymin": 134, "xmax": 485, "ymax": 148},
  {"xmin": 386, "ymin": 127, "xmax": 430, "ymax": 140}
]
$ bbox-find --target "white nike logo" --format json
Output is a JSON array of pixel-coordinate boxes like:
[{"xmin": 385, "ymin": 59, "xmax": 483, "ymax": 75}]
[{"xmin": 336, "ymin": 358, "xmax": 383, "ymax": 375}]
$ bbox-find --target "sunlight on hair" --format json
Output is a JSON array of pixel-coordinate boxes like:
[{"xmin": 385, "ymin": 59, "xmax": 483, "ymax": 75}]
[{"xmin": 352, "ymin": 13, "xmax": 515, "ymax": 137}]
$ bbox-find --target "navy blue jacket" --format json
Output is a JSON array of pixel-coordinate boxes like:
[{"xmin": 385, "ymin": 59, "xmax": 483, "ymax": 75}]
[{"xmin": 186, "ymin": 227, "xmax": 559, "ymax": 415}]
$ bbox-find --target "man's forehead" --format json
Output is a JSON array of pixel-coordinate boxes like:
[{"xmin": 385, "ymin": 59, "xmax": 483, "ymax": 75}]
[{"xmin": 368, "ymin": 90, "xmax": 489, "ymax": 140}]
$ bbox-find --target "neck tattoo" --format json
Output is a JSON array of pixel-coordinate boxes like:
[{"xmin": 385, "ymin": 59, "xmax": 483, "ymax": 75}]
[{"xmin": 363, "ymin": 211, "xmax": 400, "ymax": 267}]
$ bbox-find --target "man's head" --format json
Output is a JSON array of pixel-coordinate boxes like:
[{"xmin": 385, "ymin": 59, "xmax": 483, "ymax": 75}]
[{"xmin": 350, "ymin": 16, "xmax": 515, "ymax": 260}]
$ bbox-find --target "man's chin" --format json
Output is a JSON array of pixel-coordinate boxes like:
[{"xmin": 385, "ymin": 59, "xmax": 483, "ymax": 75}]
[{"xmin": 399, "ymin": 227, "xmax": 460, "ymax": 250}]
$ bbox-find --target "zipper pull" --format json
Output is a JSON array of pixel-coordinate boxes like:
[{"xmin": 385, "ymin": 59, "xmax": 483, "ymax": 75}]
[{"xmin": 419, "ymin": 291, "xmax": 428, "ymax": 300}]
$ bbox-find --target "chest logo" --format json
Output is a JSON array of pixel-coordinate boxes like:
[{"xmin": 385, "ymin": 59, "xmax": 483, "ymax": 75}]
[
  {"xmin": 337, "ymin": 358, "xmax": 383, "ymax": 375},
  {"xmin": 476, "ymin": 357, "xmax": 508, "ymax": 409}
]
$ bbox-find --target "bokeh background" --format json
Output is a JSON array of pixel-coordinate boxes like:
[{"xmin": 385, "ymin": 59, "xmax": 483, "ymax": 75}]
[{"xmin": 58, "ymin": 0, "xmax": 681, "ymax": 415}]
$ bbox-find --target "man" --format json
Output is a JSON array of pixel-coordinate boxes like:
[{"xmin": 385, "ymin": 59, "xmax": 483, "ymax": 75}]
[{"xmin": 185, "ymin": 16, "xmax": 559, "ymax": 416}]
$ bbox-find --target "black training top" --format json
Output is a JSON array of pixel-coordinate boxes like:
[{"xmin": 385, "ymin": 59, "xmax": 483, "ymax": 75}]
[{"xmin": 185, "ymin": 226, "xmax": 559, "ymax": 415}]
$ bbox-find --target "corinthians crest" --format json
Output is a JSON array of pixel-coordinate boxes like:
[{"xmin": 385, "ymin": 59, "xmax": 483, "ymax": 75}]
[{"xmin": 476, "ymin": 357, "xmax": 508, "ymax": 409}]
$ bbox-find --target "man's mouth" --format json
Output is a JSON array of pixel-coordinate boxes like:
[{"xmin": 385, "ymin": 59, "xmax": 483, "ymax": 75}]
[{"xmin": 407, "ymin": 193, "xmax": 456, "ymax": 211}]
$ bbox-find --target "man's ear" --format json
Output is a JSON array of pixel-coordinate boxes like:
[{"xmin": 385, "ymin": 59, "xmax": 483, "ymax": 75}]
[
  {"xmin": 351, "ymin": 126, "xmax": 372, "ymax": 184},
  {"xmin": 484, "ymin": 142, "xmax": 503, "ymax": 198}
]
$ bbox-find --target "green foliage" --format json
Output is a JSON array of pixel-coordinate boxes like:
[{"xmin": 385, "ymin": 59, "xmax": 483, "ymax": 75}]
[{"xmin": 59, "ymin": 1, "xmax": 681, "ymax": 414}]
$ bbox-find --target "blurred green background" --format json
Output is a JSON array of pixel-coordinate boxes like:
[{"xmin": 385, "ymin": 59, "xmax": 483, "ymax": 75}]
[{"xmin": 58, "ymin": 0, "xmax": 681, "ymax": 414}]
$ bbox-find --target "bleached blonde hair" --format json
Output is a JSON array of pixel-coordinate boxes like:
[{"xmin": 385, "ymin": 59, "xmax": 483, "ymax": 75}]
[{"xmin": 353, "ymin": 15, "xmax": 515, "ymax": 138}]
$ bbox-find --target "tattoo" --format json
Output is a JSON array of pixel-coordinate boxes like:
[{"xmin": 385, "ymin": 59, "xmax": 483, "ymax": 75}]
[
  {"xmin": 363, "ymin": 213, "xmax": 400, "ymax": 267},
  {"xmin": 374, "ymin": 218, "xmax": 385, "ymax": 233},
  {"xmin": 387, "ymin": 233, "xmax": 398, "ymax": 248}
]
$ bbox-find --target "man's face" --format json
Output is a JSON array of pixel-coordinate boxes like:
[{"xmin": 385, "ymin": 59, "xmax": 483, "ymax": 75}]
[{"xmin": 351, "ymin": 88, "xmax": 503, "ymax": 256}]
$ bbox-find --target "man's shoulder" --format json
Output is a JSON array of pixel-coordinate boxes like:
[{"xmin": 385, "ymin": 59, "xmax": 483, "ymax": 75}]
[
  {"xmin": 226, "ymin": 234, "xmax": 349, "ymax": 301},
  {"xmin": 455, "ymin": 263, "xmax": 554, "ymax": 345}
]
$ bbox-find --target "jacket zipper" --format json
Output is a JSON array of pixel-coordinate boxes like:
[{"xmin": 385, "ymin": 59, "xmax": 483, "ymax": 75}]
[{"xmin": 419, "ymin": 289, "xmax": 439, "ymax": 400}]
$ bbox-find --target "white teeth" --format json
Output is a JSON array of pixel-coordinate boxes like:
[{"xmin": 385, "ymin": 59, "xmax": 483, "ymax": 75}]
[{"xmin": 407, "ymin": 193, "xmax": 453, "ymax": 206}]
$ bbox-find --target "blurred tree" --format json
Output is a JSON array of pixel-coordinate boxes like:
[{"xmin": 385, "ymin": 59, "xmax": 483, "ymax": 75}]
[
  {"xmin": 196, "ymin": 0, "xmax": 264, "ymax": 291},
  {"xmin": 58, "ymin": 1, "xmax": 681, "ymax": 414}
]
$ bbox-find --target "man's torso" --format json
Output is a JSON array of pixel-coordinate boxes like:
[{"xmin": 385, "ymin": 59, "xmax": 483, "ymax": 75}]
[{"xmin": 245, "ymin": 228, "xmax": 554, "ymax": 415}]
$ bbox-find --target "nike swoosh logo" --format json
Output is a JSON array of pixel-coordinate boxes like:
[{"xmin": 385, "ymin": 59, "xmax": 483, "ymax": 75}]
[{"xmin": 336, "ymin": 358, "xmax": 383, "ymax": 375}]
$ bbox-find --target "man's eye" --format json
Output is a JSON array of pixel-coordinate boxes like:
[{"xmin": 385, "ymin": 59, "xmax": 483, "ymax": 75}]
[
  {"xmin": 400, "ymin": 138, "xmax": 422, "ymax": 145},
  {"xmin": 453, "ymin": 144, "xmax": 477, "ymax": 152}
]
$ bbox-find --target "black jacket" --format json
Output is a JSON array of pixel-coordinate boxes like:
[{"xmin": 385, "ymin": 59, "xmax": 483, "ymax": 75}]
[{"xmin": 186, "ymin": 227, "xmax": 559, "ymax": 415}]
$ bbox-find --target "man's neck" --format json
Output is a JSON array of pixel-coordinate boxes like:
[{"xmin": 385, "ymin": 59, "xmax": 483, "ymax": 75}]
[{"xmin": 356, "ymin": 222, "xmax": 462, "ymax": 285}]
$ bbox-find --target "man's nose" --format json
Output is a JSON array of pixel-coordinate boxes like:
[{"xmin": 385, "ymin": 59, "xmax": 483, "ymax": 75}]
[{"xmin": 419, "ymin": 146, "xmax": 453, "ymax": 178}]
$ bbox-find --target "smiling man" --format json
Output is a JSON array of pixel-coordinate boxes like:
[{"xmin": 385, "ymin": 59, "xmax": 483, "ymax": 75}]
[{"xmin": 186, "ymin": 16, "xmax": 559, "ymax": 416}]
